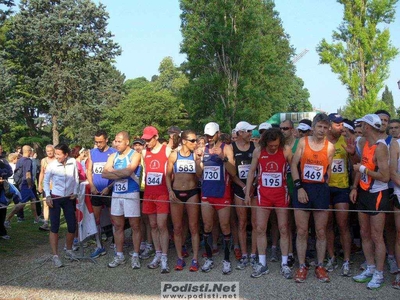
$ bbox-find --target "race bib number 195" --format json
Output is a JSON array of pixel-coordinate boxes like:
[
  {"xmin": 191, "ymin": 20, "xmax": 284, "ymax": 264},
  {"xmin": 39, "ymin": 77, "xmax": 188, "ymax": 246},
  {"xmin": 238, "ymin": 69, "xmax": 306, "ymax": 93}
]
[{"xmin": 261, "ymin": 172, "xmax": 282, "ymax": 187}]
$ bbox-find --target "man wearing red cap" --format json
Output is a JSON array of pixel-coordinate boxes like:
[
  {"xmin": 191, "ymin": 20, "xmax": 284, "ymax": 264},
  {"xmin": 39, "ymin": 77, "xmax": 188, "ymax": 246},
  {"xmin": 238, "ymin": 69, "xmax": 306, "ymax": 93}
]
[{"xmin": 141, "ymin": 126, "xmax": 172, "ymax": 274}]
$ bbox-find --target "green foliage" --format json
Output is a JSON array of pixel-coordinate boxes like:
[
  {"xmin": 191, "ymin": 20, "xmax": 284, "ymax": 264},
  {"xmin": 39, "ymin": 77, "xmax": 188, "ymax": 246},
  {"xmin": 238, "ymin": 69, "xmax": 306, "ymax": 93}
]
[
  {"xmin": 0, "ymin": 0, "xmax": 123, "ymax": 147},
  {"xmin": 0, "ymin": 0, "xmax": 14, "ymax": 25},
  {"xmin": 179, "ymin": 0, "xmax": 310, "ymax": 132},
  {"xmin": 101, "ymin": 57, "xmax": 189, "ymax": 138},
  {"xmin": 381, "ymin": 85, "xmax": 396, "ymax": 117},
  {"xmin": 317, "ymin": 0, "xmax": 399, "ymax": 118}
]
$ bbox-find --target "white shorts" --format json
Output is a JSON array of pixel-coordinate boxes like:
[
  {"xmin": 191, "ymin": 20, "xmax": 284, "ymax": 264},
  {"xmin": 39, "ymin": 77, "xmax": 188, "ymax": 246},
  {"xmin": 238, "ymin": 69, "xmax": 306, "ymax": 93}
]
[{"xmin": 111, "ymin": 192, "xmax": 140, "ymax": 217}]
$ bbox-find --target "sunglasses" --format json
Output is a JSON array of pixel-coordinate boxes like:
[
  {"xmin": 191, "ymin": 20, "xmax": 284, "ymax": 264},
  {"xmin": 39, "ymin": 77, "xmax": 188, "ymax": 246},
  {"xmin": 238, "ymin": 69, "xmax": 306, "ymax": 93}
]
[
  {"xmin": 280, "ymin": 127, "xmax": 291, "ymax": 131},
  {"xmin": 186, "ymin": 139, "xmax": 197, "ymax": 143}
]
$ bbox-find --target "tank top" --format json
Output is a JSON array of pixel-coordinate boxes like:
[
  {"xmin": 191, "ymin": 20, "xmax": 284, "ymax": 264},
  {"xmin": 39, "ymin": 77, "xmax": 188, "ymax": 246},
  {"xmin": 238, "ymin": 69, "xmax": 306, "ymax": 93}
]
[
  {"xmin": 232, "ymin": 141, "xmax": 255, "ymax": 185},
  {"xmin": 359, "ymin": 140, "xmax": 388, "ymax": 193},
  {"xmin": 329, "ymin": 135, "xmax": 349, "ymax": 188},
  {"xmin": 174, "ymin": 151, "xmax": 196, "ymax": 174},
  {"xmin": 257, "ymin": 148, "xmax": 288, "ymax": 200},
  {"xmin": 202, "ymin": 143, "xmax": 228, "ymax": 198},
  {"xmin": 300, "ymin": 137, "xmax": 329, "ymax": 183},
  {"xmin": 393, "ymin": 139, "xmax": 400, "ymax": 196},
  {"xmin": 90, "ymin": 147, "xmax": 117, "ymax": 191},
  {"xmin": 113, "ymin": 149, "xmax": 140, "ymax": 194},
  {"xmin": 144, "ymin": 144, "xmax": 168, "ymax": 195}
]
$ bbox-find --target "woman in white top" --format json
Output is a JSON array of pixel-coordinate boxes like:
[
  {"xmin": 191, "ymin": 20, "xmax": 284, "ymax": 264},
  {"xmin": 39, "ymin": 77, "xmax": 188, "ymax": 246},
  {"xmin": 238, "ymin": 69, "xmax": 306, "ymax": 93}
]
[{"xmin": 43, "ymin": 143, "xmax": 79, "ymax": 268}]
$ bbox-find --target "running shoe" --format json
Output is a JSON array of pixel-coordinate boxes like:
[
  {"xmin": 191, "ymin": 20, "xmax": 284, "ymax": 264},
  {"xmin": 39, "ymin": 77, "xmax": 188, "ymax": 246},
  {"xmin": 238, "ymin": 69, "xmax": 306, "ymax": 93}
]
[
  {"xmin": 281, "ymin": 264, "xmax": 293, "ymax": 279},
  {"xmin": 392, "ymin": 273, "xmax": 400, "ymax": 289},
  {"xmin": 139, "ymin": 247, "xmax": 155, "ymax": 260},
  {"xmin": 108, "ymin": 255, "xmax": 126, "ymax": 268},
  {"xmin": 72, "ymin": 238, "xmax": 79, "ymax": 251},
  {"xmin": 0, "ymin": 235, "xmax": 10, "ymax": 240},
  {"xmin": 147, "ymin": 256, "xmax": 161, "ymax": 269},
  {"xmin": 175, "ymin": 258, "xmax": 186, "ymax": 271},
  {"xmin": 161, "ymin": 256, "xmax": 170, "ymax": 274},
  {"xmin": 131, "ymin": 256, "xmax": 141, "ymax": 269},
  {"xmin": 182, "ymin": 245, "xmax": 189, "ymax": 258},
  {"xmin": 387, "ymin": 256, "xmax": 398, "ymax": 274},
  {"xmin": 34, "ymin": 217, "xmax": 44, "ymax": 224},
  {"xmin": 52, "ymin": 255, "xmax": 64, "ymax": 268},
  {"xmin": 64, "ymin": 250, "xmax": 79, "ymax": 261},
  {"xmin": 90, "ymin": 247, "xmax": 106, "ymax": 259},
  {"xmin": 367, "ymin": 272, "xmax": 384, "ymax": 290},
  {"xmin": 222, "ymin": 260, "xmax": 232, "ymax": 275},
  {"xmin": 236, "ymin": 256, "xmax": 249, "ymax": 270},
  {"xmin": 249, "ymin": 255, "xmax": 258, "ymax": 270},
  {"xmin": 189, "ymin": 259, "xmax": 199, "ymax": 272},
  {"xmin": 294, "ymin": 266, "xmax": 308, "ymax": 283},
  {"xmin": 234, "ymin": 248, "xmax": 242, "ymax": 260},
  {"xmin": 4, "ymin": 220, "xmax": 11, "ymax": 228},
  {"xmin": 202, "ymin": 248, "xmax": 219, "ymax": 258},
  {"xmin": 251, "ymin": 263, "xmax": 269, "ymax": 278},
  {"xmin": 340, "ymin": 261, "xmax": 351, "ymax": 276},
  {"xmin": 353, "ymin": 268, "xmax": 374, "ymax": 283},
  {"xmin": 359, "ymin": 261, "xmax": 367, "ymax": 271},
  {"xmin": 270, "ymin": 247, "xmax": 278, "ymax": 262},
  {"xmin": 201, "ymin": 258, "xmax": 214, "ymax": 272},
  {"xmin": 17, "ymin": 217, "xmax": 25, "ymax": 222},
  {"xmin": 315, "ymin": 266, "xmax": 330, "ymax": 283},
  {"xmin": 39, "ymin": 223, "xmax": 50, "ymax": 231},
  {"xmin": 325, "ymin": 256, "xmax": 338, "ymax": 272},
  {"xmin": 287, "ymin": 255, "xmax": 295, "ymax": 268}
]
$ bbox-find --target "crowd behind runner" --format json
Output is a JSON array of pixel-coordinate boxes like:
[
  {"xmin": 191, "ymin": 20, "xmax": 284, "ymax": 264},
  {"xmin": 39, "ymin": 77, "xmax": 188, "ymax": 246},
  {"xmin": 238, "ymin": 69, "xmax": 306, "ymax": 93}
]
[{"xmin": 1, "ymin": 111, "xmax": 400, "ymax": 290}]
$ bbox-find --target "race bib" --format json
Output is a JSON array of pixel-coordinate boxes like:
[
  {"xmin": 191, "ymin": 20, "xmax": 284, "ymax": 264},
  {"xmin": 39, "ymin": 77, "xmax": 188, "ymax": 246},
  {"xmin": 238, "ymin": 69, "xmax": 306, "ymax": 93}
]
[
  {"xmin": 261, "ymin": 172, "xmax": 282, "ymax": 187},
  {"xmin": 361, "ymin": 173, "xmax": 368, "ymax": 183},
  {"xmin": 176, "ymin": 159, "xmax": 196, "ymax": 173},
  {"xmin": 147, "ymin": 172, "xmax": 163, "ymax": 186},
  {"xmin": 332, "ymin": 159, "xmax": 344, "ymax": 174},
  {"xmin": 303, "ymin": 164, "xmax": 324, "ymax": 182},
  {"xmin": 93, "ymin": 162, "xmax": 106, "ymax": 175},
  {"xmin": 114, "ymin": 179, "xmax": 128, "ymax": 192},
  {"xmin": 238, "ymin": 164, "xmax": 251, "ymax": 179},
  {"xmin": 203, "ymin": 166, "xmax": 221, "ymax": 181}
]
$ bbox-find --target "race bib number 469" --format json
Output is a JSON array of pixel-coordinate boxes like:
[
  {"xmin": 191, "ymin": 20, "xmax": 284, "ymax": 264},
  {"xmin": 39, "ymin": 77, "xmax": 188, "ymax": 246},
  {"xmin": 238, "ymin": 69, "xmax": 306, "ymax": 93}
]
[
  {"xmin": 147, "ymin": 172, "xmax": 163, "ymax": 185},
  {"xmin": 203, "ymin": 166, "xmax": 221, "ymax": 181},
  {"xmin": 303, "ymin": 164, "xmax": 324, "ymax": 182}
]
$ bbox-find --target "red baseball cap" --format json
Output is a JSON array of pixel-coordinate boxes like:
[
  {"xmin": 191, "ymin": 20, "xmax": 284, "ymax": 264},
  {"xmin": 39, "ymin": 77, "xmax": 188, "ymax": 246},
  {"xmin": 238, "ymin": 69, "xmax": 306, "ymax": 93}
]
[{"xmin": 141, "ymin": 126, "xmax": 158, "ymax": 139}]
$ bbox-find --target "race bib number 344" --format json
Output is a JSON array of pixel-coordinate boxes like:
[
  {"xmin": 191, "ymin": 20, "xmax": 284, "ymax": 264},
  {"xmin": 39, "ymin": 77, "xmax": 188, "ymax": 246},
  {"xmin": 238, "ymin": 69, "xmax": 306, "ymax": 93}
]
[
  {"xmin": 303, "ymin": 164, "xmax": 324, "ymax": 182},
  {"xmin": 147, "ymin": 172, "xmax": 163, "ymax": 185}
]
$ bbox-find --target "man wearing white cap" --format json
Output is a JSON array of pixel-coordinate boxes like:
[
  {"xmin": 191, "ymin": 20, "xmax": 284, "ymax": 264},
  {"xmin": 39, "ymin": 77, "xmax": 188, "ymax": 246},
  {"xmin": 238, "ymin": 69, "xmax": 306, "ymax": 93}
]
[
  {"xmin": 259, "ymin": 122, "xmax": 272, "ymax": 134},
  {"xmin": 231, "ymin": 121, "xmax": 258, "ymax": 270},
  {"xmin": 198, "ymin": 122, "xmax": 236, "ymax": 275},
  {"xmin": 296, "ymin": 119, "xmax": 312, "ymax": 138},
  {"xmin": 350, "ymin": 114, "xmax": 390, "ymax": 289}
]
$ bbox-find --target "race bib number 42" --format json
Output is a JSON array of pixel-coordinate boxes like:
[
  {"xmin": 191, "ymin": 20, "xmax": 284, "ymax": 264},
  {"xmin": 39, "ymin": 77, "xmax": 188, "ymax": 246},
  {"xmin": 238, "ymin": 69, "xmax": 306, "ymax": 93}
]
[
  {"xmin": 93, "ymin": 162, "xmax": 105, "ymax": 175},
  {"xmin": 303, "ymin": 164, "xmax": 324, "ymax": 182},
  {"xmin": 203, "ymin": 166, "xmax": 221, "ymax": 181},
  {"xmin": 147, "ymin": 172, "xmax": 163, "ymax": 186},
  {"xmin": 261, "ymin": 172, "xmax": 282, "ymax": 187}
]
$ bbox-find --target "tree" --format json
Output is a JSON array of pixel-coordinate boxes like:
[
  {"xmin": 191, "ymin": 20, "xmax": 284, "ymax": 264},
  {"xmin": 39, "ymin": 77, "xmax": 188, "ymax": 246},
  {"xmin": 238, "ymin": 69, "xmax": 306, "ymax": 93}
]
[
  {"xmin": 0, "ymin": 0, "xmax": 14, "ymax": 24},
  {"xmin": 180, "ymin": 0, "xmax": 309, "ymax": 132},
  {"xmin": 381, "ymin": 85, "xmax": 396, "ymax": 117},
  {"xmin": 2, "ymin": 0, "xmax": 122, "ymax": 145},
  {"xmin": 317, "ymin": 0, "xmax": 399, "ymax": 117}
]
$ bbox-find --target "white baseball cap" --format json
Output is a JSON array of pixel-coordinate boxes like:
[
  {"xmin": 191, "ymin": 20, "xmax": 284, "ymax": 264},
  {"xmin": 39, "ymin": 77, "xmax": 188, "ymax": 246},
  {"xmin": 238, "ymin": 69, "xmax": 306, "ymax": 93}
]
[
  {"xmin": 259, "ymin": 122, "xmax": 272, "ymax": 131},
  {"xmin": 356, "ymin": 114, "xmax": 381, "ymax": 130},
  {"xmin": 234, "ymin": 121, "xmax": 257, "ymax": 132},
  {"xmin": 204, "ymin": 122, "xmax": 220, "ymax": 136},
  {"xmin": 297, "ymin": 123, "xmax": 312, "ymax": 131}
]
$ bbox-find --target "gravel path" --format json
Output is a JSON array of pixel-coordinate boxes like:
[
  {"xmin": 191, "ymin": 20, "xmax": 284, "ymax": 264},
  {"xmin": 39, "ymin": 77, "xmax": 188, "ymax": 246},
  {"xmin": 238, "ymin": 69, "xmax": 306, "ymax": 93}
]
[{"xmin": 1, "ymin": 235, "xmax": 399, "ymax": 300}]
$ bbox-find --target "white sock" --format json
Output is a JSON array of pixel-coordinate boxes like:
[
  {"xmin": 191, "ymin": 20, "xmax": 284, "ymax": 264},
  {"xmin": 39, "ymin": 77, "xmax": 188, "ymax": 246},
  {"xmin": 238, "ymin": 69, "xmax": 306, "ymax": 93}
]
[
  {"xmin": 281, "ymin": 255, "xmax": 288, "ymax": 266},
  {"xmin": 259, "ymin": 255, "xmax": 266, "ymax": 266}
]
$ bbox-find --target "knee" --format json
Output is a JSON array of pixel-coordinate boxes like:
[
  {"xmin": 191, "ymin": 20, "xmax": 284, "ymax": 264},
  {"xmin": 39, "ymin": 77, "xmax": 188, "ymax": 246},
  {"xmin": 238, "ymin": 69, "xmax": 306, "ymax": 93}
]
[
  {"xmin": 370, "ymin": 231, "xmax": 384, "ymax": 244},
  {"xmin": 278, "ymin": 223, "xmax": 289, "ymax": 237},
  {"xmin": 219, "ymin": 222, "xmax": 230, "ymax": 234},
  {"xmin": 189, "ymin": 222, "xmax": 199, "ymax": 235},
  {"xmin": 173, "ymin": 225, "xmax": 183, "ymax": 236},
  {"xmin": 238, "ymin": 219, "xmax": 247, "ymax": 232},
  {"xmin": 360, "ymin": 227, "xmax": 371, "ymax": 240},
  {"xmin": 315, "ymin": 228, "xmax": 326, "ymax": 240}
]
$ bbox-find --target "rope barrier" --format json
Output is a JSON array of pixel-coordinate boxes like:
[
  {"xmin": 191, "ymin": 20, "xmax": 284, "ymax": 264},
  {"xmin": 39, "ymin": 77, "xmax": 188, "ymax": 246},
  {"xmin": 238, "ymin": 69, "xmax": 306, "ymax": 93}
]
[{"xmin": 1, "ymin": 192, "xmax": 400, "ymax": 215}]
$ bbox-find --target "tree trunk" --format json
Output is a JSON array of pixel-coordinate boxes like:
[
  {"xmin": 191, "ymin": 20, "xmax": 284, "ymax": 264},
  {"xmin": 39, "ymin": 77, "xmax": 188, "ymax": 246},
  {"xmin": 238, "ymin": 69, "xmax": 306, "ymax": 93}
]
[{"xmin": 52, "ymin": 115, "xmax": 59, "ymax": 145}]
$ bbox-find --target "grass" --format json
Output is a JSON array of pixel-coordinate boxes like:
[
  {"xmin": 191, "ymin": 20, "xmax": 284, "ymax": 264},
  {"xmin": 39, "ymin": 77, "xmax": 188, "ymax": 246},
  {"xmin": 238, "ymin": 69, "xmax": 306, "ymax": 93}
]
[{"xmin": 0, "ymin": 202, "xmax": 68, "ymax": 257}]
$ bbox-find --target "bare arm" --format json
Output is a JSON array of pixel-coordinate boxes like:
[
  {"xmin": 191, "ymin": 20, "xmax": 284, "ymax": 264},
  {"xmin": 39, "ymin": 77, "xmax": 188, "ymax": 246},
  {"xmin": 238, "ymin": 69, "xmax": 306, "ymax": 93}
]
[
  {"xmin": 290, "ymin": 137, "xmax": 308, "ymax": 203},
  {"xmin": 224, "ymin": 144, "xmax": 237, "ymax": 177},
  {"xmin": 325, "ymin": 142, "xmax": 335, "ymax": 183},
  {"xmin": 37, "ymin": 158, "xmax": 46, "ymax": 193},
  {"xmin": 244, "ymin": 148, "xmax": 260, "ymax": 206},
  {"xmin": 390, "ymin": 140, "xmax": 400, "ymax": 186},
  {"xmin": 166, "ymin": 151, "xmax": 179, "ymax": 202}
]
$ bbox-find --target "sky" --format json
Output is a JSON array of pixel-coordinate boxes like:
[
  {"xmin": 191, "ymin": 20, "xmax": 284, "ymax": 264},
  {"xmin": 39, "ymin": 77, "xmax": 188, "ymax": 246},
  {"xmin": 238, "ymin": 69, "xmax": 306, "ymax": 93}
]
[{"xmin": 94, "ymin": 0, "xmax": 400, "ymax": 114}]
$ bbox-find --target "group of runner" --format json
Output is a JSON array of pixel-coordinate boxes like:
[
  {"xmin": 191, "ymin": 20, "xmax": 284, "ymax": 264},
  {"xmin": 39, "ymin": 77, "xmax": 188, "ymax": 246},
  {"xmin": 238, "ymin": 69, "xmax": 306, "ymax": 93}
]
[{"xmin": 4, "ymin": 110, "xmax": 400, "ymax": 290}]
